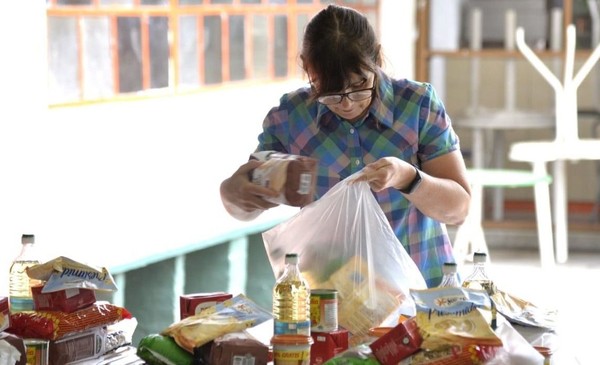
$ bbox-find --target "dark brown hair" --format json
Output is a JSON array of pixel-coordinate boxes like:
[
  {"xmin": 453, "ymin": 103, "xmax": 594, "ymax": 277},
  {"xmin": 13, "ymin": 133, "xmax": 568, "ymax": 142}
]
[{"xmin": 301, "ymin": 4, "xmax": 382, "ymax": 97}]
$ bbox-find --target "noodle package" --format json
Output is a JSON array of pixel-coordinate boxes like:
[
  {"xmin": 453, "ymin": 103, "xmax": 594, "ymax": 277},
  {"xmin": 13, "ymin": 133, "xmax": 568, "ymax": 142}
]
[{"xmin": 263, "ymin": 174, "xmax": 427, "ymax": 345}]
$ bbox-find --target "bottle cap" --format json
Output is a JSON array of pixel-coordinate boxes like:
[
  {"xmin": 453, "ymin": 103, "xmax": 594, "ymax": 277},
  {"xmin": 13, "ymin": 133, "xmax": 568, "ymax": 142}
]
[
  {"xmin": 442, "ymin": 262, "xmax": 457, "ymax": 274},
  {"xmin": 473, "ymin": 252, "xmax": 487, "ymax": 263},
  {"xmin": 21, "ymin": 234, "xmax": 35, "ymax": 244},
  {"xmin": 285, "ymin": 253, "xmax": 299, "ymax": 265}
]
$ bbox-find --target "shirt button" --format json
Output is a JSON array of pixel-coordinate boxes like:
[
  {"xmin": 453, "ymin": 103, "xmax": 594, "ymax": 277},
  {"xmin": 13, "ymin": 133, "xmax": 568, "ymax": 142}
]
[
  {"xmin": 349, "ymin": 128, "xmax": 355, "ymax": 134},
  {"xmin": 355, "ymin": 159, "xmax": 360, "ymax": 166}
]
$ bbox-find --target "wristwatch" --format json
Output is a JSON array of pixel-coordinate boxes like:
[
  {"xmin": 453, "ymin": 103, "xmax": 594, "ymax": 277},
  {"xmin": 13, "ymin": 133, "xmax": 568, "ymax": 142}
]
[{"xmin": 399, "ymin": 164, "xmax": 422, "ymax": 194}]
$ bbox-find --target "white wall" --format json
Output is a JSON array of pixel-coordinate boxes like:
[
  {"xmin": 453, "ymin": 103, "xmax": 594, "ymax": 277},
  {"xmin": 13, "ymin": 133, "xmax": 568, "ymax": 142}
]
[{"xmin": 380, "ymin": 0, "xmax": 416, "ymax": 79}]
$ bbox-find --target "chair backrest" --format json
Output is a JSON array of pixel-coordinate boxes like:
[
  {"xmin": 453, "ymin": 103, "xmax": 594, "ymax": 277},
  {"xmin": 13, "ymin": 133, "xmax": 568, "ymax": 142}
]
[{"xmin": 516, "ymin": 23, "xmax": 600, "ymax": 144}]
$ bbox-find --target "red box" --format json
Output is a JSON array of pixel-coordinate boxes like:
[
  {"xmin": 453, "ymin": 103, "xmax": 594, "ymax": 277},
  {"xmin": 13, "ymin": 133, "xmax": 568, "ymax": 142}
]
[
  {"xmin": 310, "ymin": 329, "xmax": 349, "ymax": 365},
  {"xmin": 0, "ymin": 296, "xmax": 9, "ymax": 332},
  {"xmin": 31, "ymin": 285, "xmax": 96, "ymax": 313},
  {"xmin": 179, "ymin": 292, "xmax": 232, "ymax": 319},
  {"xmin": 369, "ymin": 317, "xmax": 422, "ymax": 365}
]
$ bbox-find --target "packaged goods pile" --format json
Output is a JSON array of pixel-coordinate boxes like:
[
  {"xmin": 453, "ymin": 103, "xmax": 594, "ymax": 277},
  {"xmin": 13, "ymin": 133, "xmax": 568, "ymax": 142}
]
[{"xmin": 1, "ymin": 254, "xmax": 142, "ymax": 365}]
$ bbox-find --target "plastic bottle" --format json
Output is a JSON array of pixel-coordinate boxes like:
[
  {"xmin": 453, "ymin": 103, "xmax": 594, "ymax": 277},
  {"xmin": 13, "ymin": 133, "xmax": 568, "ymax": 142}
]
[
  {"xmin": 462, "ymin": 252, "xmax": 497, "ymax": 329},
  {"xmin": 272, "ymin": 253, "xmax": 311, "ymax": 335},
  {"xmin": 9, "ymin": 234, "xmax": 42, "ymax": 313},
  {"xmin": 461, "ymin": 252, "xmax": 495, "ymax": 294},
  {"xmin": 438, "ymin": 262, "xmax": 461, "ymax": 287}
]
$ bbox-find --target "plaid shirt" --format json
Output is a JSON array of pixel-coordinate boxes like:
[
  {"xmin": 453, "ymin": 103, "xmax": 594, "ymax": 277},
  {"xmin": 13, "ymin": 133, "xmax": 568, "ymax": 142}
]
[{"xmin": 256, "ymin": 71, "xmax": 460, "ymax": 287}]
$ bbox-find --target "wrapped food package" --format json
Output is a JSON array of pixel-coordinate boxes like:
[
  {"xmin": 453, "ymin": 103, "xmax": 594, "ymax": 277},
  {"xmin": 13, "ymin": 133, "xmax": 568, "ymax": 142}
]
[
  {"xmin": 6, "ymin": 301, "xmax": 132, "ymax": 341},
  {"xmin": 206, "ymin": 331, "xmax": 269, "ymax": 365},
  {"xmin": 249, "ymin": 151, "xmax": 318, "ymax": 207}
]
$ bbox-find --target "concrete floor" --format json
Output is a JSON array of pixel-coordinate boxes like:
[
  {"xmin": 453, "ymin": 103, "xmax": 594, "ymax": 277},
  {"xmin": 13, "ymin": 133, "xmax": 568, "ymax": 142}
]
[{"xmin": 450, "ymin": 220, "xmax": 600, "ymax": 365}]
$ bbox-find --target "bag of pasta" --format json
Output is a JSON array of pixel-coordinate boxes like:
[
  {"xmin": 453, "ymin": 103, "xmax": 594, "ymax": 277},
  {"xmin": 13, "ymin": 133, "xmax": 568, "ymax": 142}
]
[{"xmin": 263, "ymin": 174, "xmax": 427, "ymax": 346}]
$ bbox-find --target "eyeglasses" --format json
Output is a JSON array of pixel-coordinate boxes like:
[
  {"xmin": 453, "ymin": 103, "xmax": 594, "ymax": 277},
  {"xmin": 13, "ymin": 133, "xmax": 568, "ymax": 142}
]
[{"xmin": 317, "ymin": 85, "xmax": 375, "ymax": 105}]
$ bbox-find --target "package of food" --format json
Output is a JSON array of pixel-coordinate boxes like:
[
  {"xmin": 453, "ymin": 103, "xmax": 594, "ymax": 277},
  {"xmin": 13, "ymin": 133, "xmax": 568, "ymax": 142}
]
[
  {"xmin": 31, "ymin": 284, "xmax": 96, "ymax": 313},
  {"xmin": 249, "ymin": 151, "xmax": 318, "ymax": 207},
  {"xmin": 369, "ymin": 317, "xmax": 422, "ymax": 365},
  {"xmin": 162, "ymin": 294, "xmax": 273, "ymax": 352},
  {"xmin": 0, "ymin": 296, "xmax": 9, "ymax": 332},
  {"xmin": 206, "ymin": 331, "xmax": 269, "ymax": 365},
  {"xmin": 0, "ymin": 332, "xmax": 26, "ymax": 365},
  {"xmin": 491, "ymin": 288, "xmax": 557, "ymax": 330},
  {"xmin": 49, "ymin": 326, "xmax": 107, "ymax": 364},
  {"xmin": 7, "ymin": 301, "xmax": 132, "ymax": 340},
  {"xmin": 311, "ymin": 328, "xmax": 349, "ymax": 365},
  {"xmin": 408, "ymin": 287, "xmax": 503, "ymax": 364},
  {"xmin": 179, "ymin": 292, "xmax": 232, "ymax": 320},
  {"xmin": 137, "ymin": 333, "xmax": 193, "ymax": 365},
  {"xmin": 26, "ymin": 256, "xmax": 118, "ymax": 293}
]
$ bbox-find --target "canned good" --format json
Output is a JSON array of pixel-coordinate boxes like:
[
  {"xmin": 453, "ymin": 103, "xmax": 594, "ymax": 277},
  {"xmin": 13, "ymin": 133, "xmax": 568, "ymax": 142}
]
[
  {"xmin": 310, "ymin": 289, "xmax": 338, "ymax": 332},
  {"xmin": 271, "ymin": 334, "xmax": 313, "ymax": 365},
  {"xmin": 25, "ymin": 339, "xmax": 49, "ymax": 365}
]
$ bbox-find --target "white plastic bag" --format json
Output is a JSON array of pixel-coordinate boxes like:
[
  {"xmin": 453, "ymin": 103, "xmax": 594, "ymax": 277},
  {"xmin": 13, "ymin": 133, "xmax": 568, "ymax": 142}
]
[{"xmin": 263, "ymin": 174, "xmax": 427, "ymax": 344}]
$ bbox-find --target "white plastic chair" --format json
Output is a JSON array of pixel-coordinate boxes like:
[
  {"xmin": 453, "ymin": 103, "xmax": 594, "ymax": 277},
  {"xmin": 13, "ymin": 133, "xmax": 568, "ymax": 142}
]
[
  {"xmin": 452, "ymin": 8, "xmax": 555, "ymax": 268},
  {"xmin": 510, "ymin": 23, "xmax": 600, "ymax": 264}
]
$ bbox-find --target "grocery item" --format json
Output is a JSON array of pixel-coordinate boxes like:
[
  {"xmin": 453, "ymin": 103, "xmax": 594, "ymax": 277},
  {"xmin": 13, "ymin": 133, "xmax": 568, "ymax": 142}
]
[
  {"xmin": 369, "ymin": 317, "xmax": 422, "ymax": 365},
  {"xmin": 163, "ymin": 294, "xmax": 273, "ymax": 352},
  {"xmin": 49, "ymin": 326, "xmax": 107, "ymax": 364},
  {"xmin": 437, "ymin": 262, "xmax": 461, "ymax": 288},
  {"xmin": 179, "ymin": 292, "xmax": 232, "ymax": 319},
  {"xmin": 0, "ymin": 297, "xmax": 9, "ymax": 332},
  {"xmin": 462, "ymin": 252, "xmax": 497, "ymax": 329},
  {"xmin": 249, "ymin": 151, "xmax": 318, "ymax": 207},
  {"xmin": 409, "ymin": 287, "xmax": 503, "ymax": 364},
  {"xmin": 137, "ymin": 333, "xmax": 193, "ymax": 365},
  {"xmin": 310, "ymin": 289, "xmax": 338, "ymax": 333},
  {"xmin": 24, "ymin": 339, "xmax": 49, "ymax": 365},
  {"xmin": 31, "ymin": 284, "xmax": 96, "ymax": 313},
  {"xmin": 7, "ymin": 301, "xmax": 132, "ymax": 340},
  {"xmin": 273, "ymin": 253, "xmax": 311, "ymax": 335},
  {"xmin": 9, "ymin": 234, "xmax": 42, "ymax": 313},
  {"xmin": 25, "ymin": 256, "xmax": 118, "ymax": 293},
  {"xmin": 0, "ymin": 332, "xmax": 26, "ymax": 365},
  {"xmin": 311, "ymin": 329, "xmax": 349, "ymax": 365},
  {"xmin": 271, "ymin": 334, "xmax": 313, "ymax": 365},
  {"xmin": 206, "ymin": 331, "xmax": 269, "ymax": 365}
]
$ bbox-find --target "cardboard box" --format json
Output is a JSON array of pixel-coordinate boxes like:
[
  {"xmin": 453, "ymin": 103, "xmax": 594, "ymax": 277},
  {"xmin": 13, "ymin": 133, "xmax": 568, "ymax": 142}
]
[
  {"xmin": 31, "ymin": 284, "xmax": 96, "ymax": 313},
  {"xmin": 206, "ymin": 332, "xmax": 269, "ymax": 365},
  {"xmin": 0, "ymin": 296, "xmax": 9, "ymax": 332},
  {"xmin": 310, "ymin": 329, "xmax": 349, "ymax": 365},
  {"xmin": 369, "ymin": 317, "xmax": 422, "ymax": 365},
  {"xmin": 179, "ymin": 292, "xmax": 232, "ymax": 319},
  {"xmin": 49, "ymin": 327, "xmax": 106, "ymax": 364}
]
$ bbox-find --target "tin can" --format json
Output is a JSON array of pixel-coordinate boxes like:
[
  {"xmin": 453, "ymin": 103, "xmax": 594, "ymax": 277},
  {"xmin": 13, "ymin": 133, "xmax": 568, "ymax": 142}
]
[
  {"xmin": 271, "ymin": 334, "xmax": 313, "ymax": 365},
  {"xmin": 310, "ymin": 289, "xmax": 338, "ymax": 332},
  {"xmin": 25, "ymin": 339, "xmax": 49, "ymax": 365}
]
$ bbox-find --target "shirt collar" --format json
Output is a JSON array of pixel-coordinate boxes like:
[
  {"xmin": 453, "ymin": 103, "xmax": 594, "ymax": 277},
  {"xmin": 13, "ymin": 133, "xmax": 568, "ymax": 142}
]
[{"xmin": 315, "ymin": 69, "xmax": 395, "ymax": 129}]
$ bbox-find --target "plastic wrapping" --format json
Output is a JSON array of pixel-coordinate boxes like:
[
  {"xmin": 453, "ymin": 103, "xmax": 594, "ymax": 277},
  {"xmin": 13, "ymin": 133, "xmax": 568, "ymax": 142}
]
[{"xmin": 263, "ymin": 175, "xmax": 427, "ymax": 345}]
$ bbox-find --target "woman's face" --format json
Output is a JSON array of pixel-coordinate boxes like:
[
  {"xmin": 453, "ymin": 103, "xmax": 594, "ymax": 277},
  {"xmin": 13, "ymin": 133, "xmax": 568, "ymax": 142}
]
[{"xmin": 314, "ymin": 71, "xmax": 376, "ymax": 123}]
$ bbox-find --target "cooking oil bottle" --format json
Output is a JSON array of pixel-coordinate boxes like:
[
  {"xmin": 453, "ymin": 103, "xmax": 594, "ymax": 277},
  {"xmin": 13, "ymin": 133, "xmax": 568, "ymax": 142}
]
[
  {"xmin": 462, "ymin": 252, "xmax": 497, "ymax": 329},
  {"xmin": 9, "ymin": 234, "xmax": 42, "ymax": 313},
  {"xmin": 438, "ymin": 262, "xmax": 461, "ymax": 288},
  {"xmin": 272, "ymin": 253, "xmax": 310, "ymax": 335}
]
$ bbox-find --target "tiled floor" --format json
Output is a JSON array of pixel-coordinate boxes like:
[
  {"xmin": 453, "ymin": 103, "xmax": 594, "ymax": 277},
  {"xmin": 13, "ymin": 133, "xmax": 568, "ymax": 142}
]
[{"xmin": 452, "ymin": 220, "xmax": 600, "ymax": 365}]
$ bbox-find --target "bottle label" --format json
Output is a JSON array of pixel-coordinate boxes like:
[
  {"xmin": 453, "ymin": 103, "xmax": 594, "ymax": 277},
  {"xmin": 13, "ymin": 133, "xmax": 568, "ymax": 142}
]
[
  {"xmin": 274, "ymin": 319, "xmax": 311, "ymax": 335},
  {"xmin": 9, "ymin": 297, "xmax": 34, "ymax": 313}
]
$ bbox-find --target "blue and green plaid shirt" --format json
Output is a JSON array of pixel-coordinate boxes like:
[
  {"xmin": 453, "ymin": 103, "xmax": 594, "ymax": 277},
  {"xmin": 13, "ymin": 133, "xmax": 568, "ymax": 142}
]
[{"xmin": 256, "ymin": 71, "xmax": 460, "ymax": 287}]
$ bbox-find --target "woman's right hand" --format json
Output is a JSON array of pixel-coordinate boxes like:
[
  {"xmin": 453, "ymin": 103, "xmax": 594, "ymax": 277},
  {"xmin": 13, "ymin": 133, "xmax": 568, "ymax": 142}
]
[{"xmin": 219, "ymin": 160, "xmax": 280, "ymax": 221}]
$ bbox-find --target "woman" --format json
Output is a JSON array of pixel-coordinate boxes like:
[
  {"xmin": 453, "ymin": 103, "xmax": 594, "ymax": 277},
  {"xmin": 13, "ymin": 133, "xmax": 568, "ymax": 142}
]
[{"xmin": 220, "ymin": 4, "xmax": 471, "ymax": 287}]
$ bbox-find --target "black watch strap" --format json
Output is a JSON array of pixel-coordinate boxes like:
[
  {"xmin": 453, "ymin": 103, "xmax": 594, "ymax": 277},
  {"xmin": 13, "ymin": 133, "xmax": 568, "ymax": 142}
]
[{"xmin": 399, "ymin": 164, "xmax": 422, "ymax": 194}]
